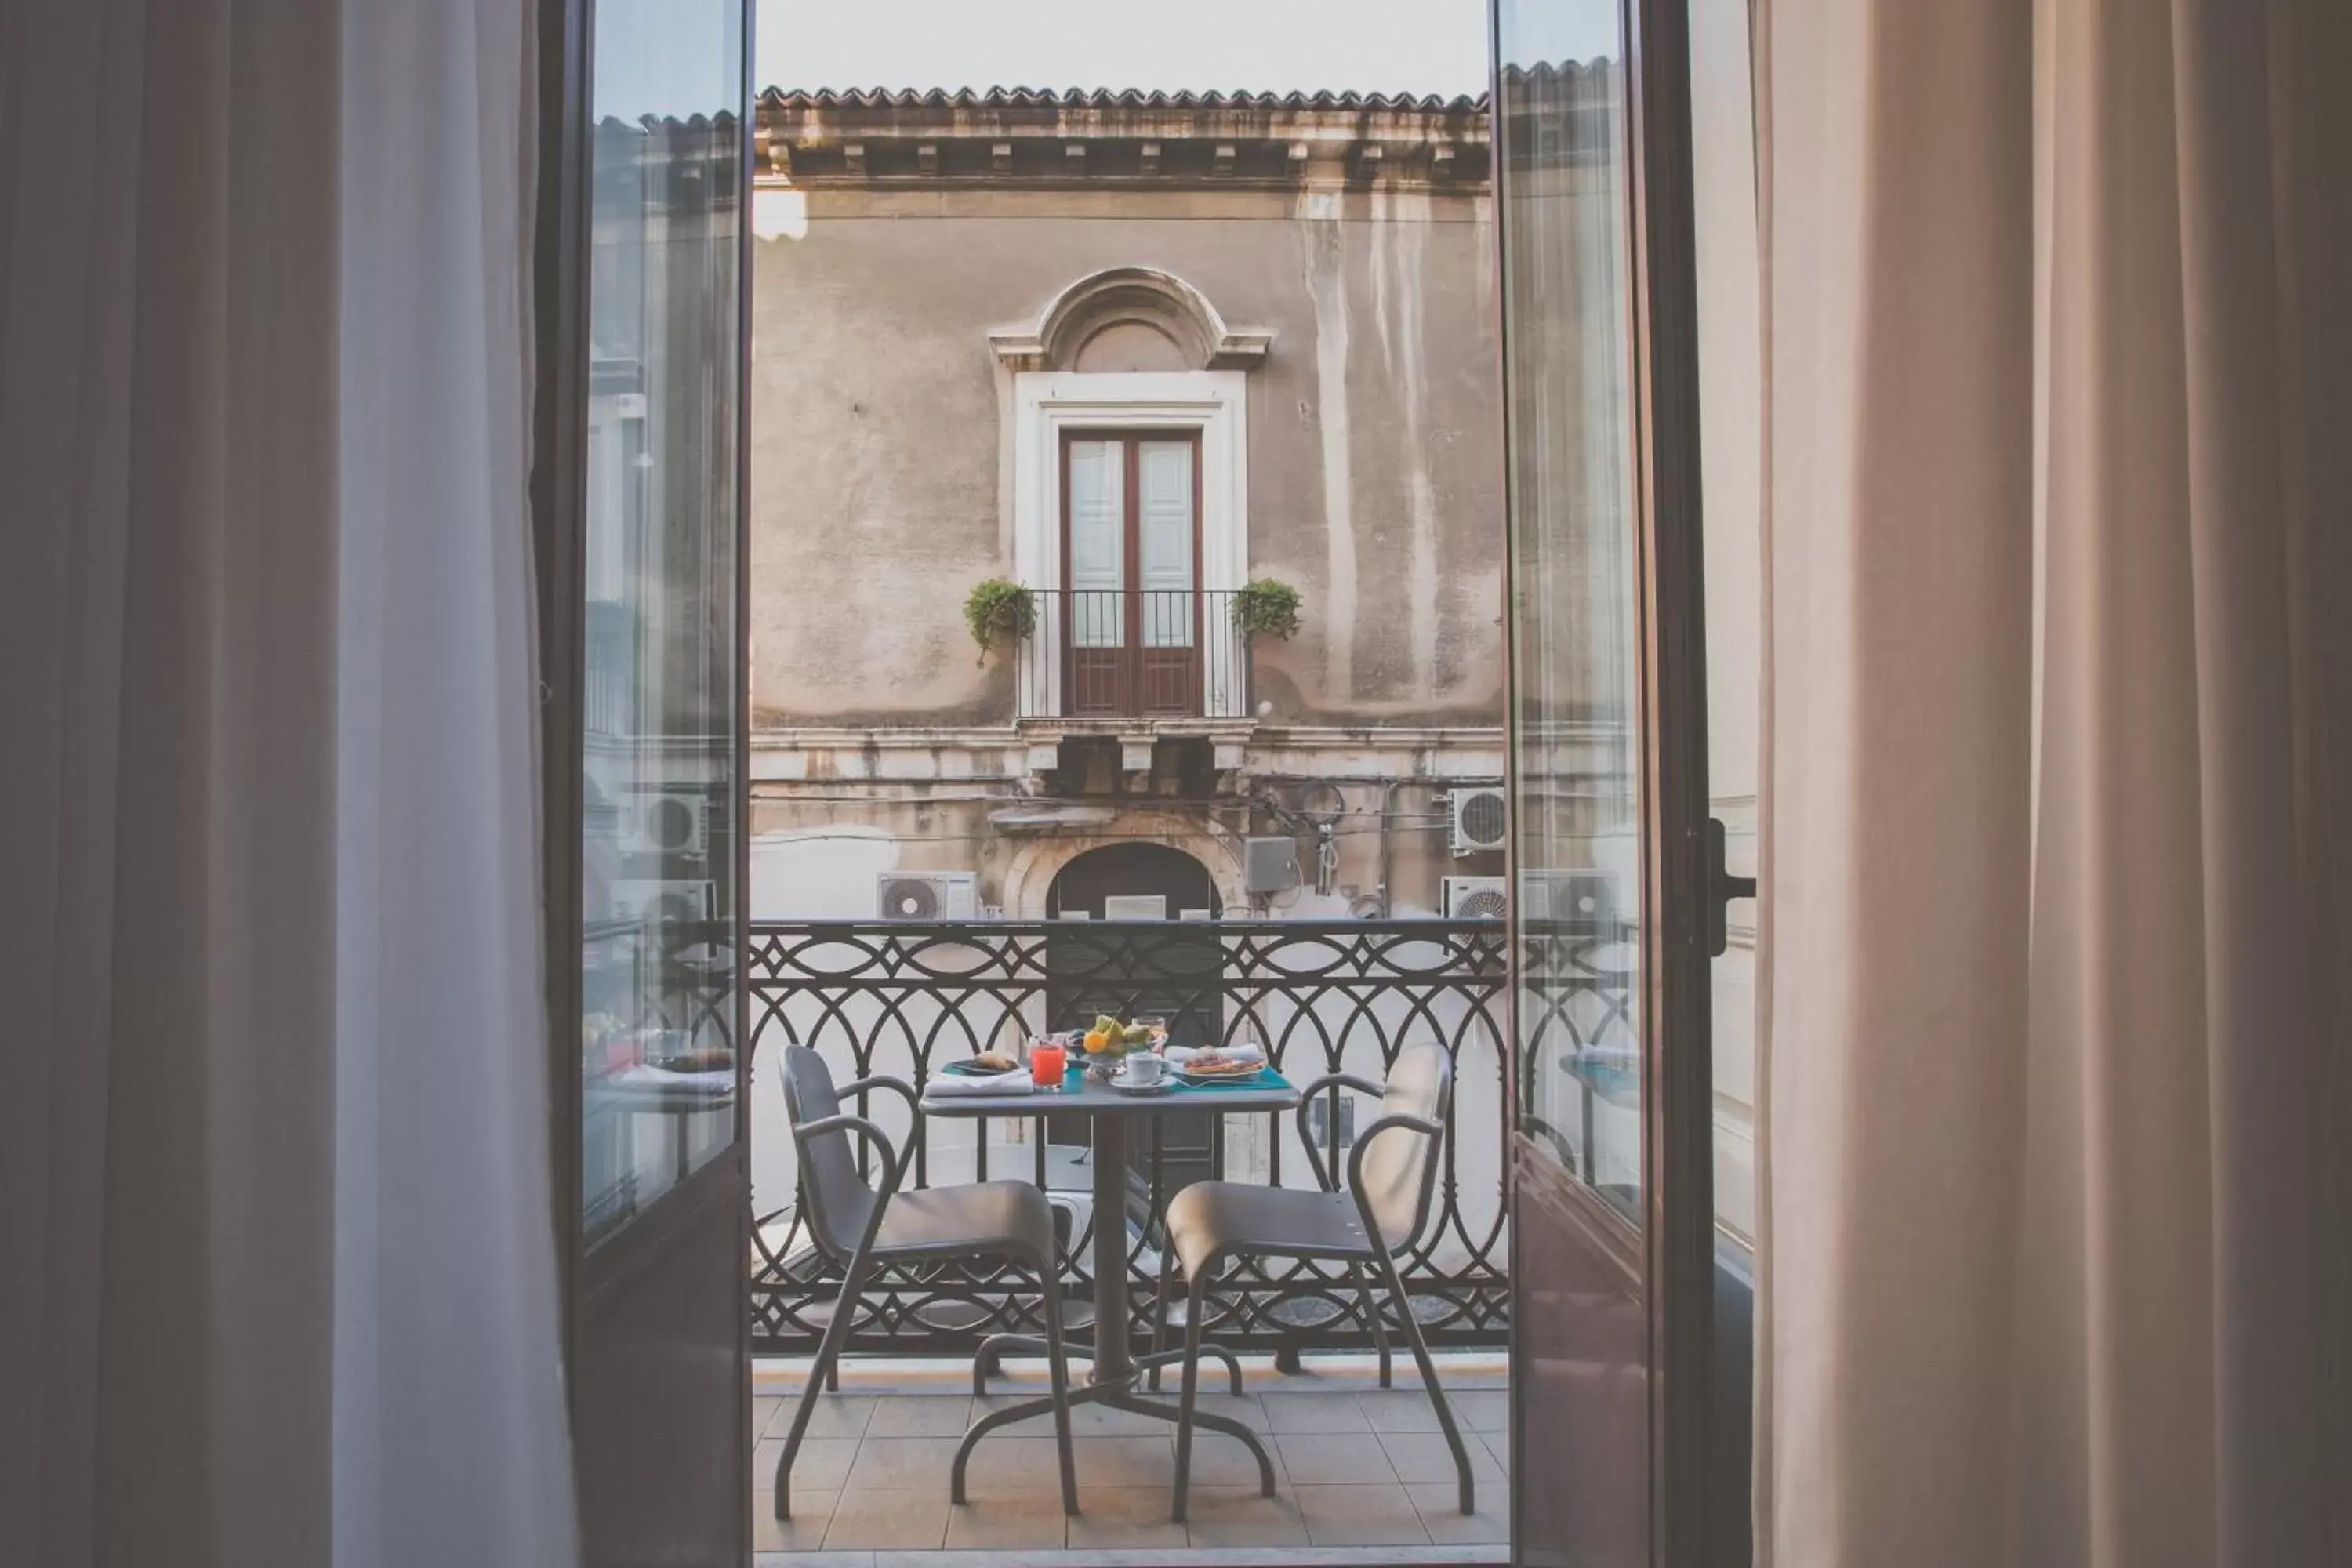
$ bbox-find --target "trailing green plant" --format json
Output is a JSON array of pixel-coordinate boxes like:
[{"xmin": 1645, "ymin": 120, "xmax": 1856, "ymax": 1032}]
[
  {"xmin": 964, "ymin": 578, "xmax": 1037, "ymax": 664},
  {"xmin": 1229, "ymin": 577, "xmax": 1303, "ymax": 641}
]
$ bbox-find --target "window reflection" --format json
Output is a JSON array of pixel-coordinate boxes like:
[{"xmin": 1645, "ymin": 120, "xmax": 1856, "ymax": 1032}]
[
  {"xmin": 579, "ymin": 0, "xmax": 745, "ymax": 1247},
  {"xmin": 1494, "ymin": 9, "xmax": 1644, "ymax": 1221}
]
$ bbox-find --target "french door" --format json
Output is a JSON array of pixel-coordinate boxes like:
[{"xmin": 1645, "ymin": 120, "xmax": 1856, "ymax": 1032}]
[
  {"xmin": 1493, "ymin": 2, "xmax": 1743, "ymax": 1565},
  {"xmin": 1062, "ymin": 430, "xmax": 1203, "ymax": 717},
  {"xmin": 541, "ymin": 1, "xmax": 753, "ymax": 1563}
]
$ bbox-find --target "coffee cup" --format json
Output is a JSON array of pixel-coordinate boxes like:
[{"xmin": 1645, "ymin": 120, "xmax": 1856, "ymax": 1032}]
[{"xmin": 1118, "ymin": 1053, "xmax": 1167, "ymax": 1087}]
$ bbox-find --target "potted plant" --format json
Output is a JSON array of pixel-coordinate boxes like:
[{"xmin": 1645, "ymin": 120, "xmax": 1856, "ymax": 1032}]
[
  {"xmin": 1229, "ymin": 577, "xmax": 1302, "ymax": 641},
  {"xmin": 963, "ymin": 578, "xmax": 1036, "ymax": 665}
]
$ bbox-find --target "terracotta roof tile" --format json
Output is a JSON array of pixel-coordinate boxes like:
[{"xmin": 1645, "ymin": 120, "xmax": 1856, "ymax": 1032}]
[{"xmin": 755, "ymin": 85, "xmax": 1490, "ymax": 113}]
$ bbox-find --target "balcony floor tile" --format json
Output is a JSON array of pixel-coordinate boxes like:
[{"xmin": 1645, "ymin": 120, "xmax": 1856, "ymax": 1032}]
[
  {"xmin": 1272, "ymin": 1432, "xmax": 1396, "ymax": 1486},
  {"xmin": 1181, "ymin": 1486, "xmax": 1311, "ymax": 1548},
  {"xmin": 749, "ymin": 1356, "xmax": 1509, "ymax": 1559},
  {"xmin": 1259, "ymin": 1392, "xmax": 1373, "ymax": 1433},
  {"xmin": 753, "ymin": 1487, "xmax": 835, "ymax": 1553},
  {"xmin": 1294, "ymin": 1483, "xmax": 1435, "ymax": 1548},
  {"xmin": 1375, "ymin": 1430, "xmax": 1508, "ymax": 1487},
  {"xmin": 824, "ymin": 1488, "xmax": 952, "ymax": 1551},
  {"xmin": 864, "ymin": 1396, "xmax": 974, "ymax": 1438},
  {"xmin": 944, "ymin": 1494, "xmax": 1069, "ymax": 1551},
  {"xmin": 1064, "ymin": 1486, "xmax": 1189, "ymax": 1552},
  {"xmin": 1410, "ymin": 1479, "xmax": 1512, "ymax": 1545}
]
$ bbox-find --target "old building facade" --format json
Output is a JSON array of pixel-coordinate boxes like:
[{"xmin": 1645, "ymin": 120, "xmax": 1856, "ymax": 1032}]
[{"xmin": 744, "ymin": 86, "xmax": 1512, "ymax": 924}]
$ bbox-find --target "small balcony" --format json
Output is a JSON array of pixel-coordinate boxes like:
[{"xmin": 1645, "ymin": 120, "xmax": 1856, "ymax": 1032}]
[
  {"xmin": 1013, "ymin": 587, "xmax": 1254, "ymax": 724},
  {"xmin": 743, "ymin": 915, "xmax": 1564, "ymax": 1553},
  {"xmin": 724, "ymin": 916, "xmax": 1641, "ymax": 1552}
]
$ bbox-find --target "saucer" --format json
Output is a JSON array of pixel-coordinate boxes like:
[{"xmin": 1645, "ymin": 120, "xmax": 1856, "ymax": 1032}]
[{"xmin": 1109, "ymin": 1076, "xmax": 1174, "ymax": 1095}]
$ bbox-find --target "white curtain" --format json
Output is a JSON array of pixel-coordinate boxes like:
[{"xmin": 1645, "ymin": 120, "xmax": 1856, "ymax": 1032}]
[
  {"xmin": 1755, "ymin": 2, "xmax": 2352, "ymax": 1564},
  {"xmin": 0, "ymin": 4, "xmax": 576, "ymax": 1566}
]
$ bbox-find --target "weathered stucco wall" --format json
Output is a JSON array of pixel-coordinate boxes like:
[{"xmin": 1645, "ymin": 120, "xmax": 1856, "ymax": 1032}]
[{"xmin": 749, "ymin": 183, "xmax": 1504, "ymax": 729}]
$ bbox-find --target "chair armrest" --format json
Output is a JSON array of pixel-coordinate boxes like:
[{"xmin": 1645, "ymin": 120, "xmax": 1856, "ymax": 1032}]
[
  {"xmin": 792, "ymin": 1112, "xmax": 906, "ymax": 1203},
  {"xmin": 1293, "ymin": 1073, "xmax": 1387, "ymax": 1191},
  {"xmin": 1345, "ymin": 1110, "xmax": 1446, "ymax": 1250},
  {"xmin": 837, "ymin": 1073, "xmax": 921, "ymax": 1120}
]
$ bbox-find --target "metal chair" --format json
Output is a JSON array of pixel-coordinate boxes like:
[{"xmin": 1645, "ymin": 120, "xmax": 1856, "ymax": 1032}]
[
  {"xmin": 1151, "ymin": 1042, "xmax": 1475, "ymax": 1522},
  {"xmin": 771, "ymin": 1045, "xmax": 1079, "ymax": 1519}
]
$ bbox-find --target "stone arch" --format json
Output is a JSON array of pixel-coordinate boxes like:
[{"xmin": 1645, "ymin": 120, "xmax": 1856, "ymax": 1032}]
[
  {"xmin": 997, "ymin": 811, "xmax": 1247, "ymax": 918},
  {"xmin": 989, "ymin": 266, "xmax": 1272, "ymax": 373}
]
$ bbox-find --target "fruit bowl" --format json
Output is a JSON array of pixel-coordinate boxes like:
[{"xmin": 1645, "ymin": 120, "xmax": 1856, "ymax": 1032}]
[{"xmin": 1080, "ymin": 1014, "xmax": 1162, "ymax": 1080}]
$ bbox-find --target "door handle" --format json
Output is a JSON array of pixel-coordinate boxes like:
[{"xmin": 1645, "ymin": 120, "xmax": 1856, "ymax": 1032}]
[{"xmin": 1703, "ymin": 818, "xmax": 1757, "ymax": 958}]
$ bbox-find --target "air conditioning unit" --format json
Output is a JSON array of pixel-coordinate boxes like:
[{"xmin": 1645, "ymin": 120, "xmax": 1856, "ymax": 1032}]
[
  {"xmin": 1443, "ymin": 876, "xmax": 1509, "ymax": 920},
  {"xmin": 620, "ymin": 792, "xmax": 710, "ymax": 860},
  {"xmin": 610, "ymin": 878, "xmax": 717, "ymax": 925},
  {"xmin": 1102, "ymin": 895, "xmax": 1168, "ymax": 921},
  {"xmin": 1448, "ymin": 786, "xmax": 1508, "ymax": 855},
  {"xmin": 876, "ymin": 871, "xmax": 979, "ymax": 921},
  {"xmin": 1520, "ymin": 869, "xmax": 1621, "ymax": 931}
]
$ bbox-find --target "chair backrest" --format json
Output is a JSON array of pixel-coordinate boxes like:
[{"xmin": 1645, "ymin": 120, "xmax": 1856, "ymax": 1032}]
[
  {"xmin": 1352, "ymin": 1042, "xmax": 1452, "ymax": 1253},
  {"xmin": 782, "ymin": 1045, "xmax": 879, "ymax": 1263}
]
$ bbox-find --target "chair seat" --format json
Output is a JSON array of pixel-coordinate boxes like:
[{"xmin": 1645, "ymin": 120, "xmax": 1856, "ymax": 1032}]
[
  {"xmin": 1162, "ymin": 1181, "xmax": 1374, "ymax": 1279},
  {"xmin": 873, "ymin": 1179, "xmax": 1057, "ymax": 1265}
]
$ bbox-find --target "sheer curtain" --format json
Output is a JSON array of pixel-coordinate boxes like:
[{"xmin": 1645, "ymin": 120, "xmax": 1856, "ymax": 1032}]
[
  {"xmin": 0, "ymin": 4, "xmax": 575, "ymax": 1566},
  {"xmin": 1754, "ymin": 2, "xmax": 2352, "ymax": 1565}
]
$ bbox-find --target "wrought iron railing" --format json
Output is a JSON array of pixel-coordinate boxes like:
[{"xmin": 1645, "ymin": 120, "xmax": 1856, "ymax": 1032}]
[
  {"xmin": 745, "ymin": 917, "xmax": 1632, "ymax": 1359},
  {"xmin": 1012, "ymin": 587, "xmax": 1252, "ymax": 721}
]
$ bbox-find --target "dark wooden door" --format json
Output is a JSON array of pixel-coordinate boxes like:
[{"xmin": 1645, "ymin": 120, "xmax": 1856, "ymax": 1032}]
[
  {"xmin": 1493, "ymin": 0, "xmax": 1734, "ymax": 1563},
  {"xmin": 543, "ymin": 2, "xmax": 753, "ymax": 1563},
  {"xmin": 1062, "ymin": 432, "xmax": 1203, "ymax": 718}
]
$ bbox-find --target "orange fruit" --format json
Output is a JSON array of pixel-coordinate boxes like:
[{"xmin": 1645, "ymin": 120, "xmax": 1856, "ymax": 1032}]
[{"xmin": 1083, "ymin": 1029, "xmax": 1111, "ymax": 1054}]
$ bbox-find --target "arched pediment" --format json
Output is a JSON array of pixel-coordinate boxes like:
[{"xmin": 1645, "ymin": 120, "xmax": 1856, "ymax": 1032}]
[{"xmin": 989, "ymin": 266, "xmax": 1272, "ymax": 372}]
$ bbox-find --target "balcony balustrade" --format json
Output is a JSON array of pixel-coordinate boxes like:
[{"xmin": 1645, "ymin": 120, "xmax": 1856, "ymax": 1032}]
[
  {"xmin": 1012, "ymin": 587, "xmax": 1254, "ymax": 722},
  {"xmin": 746, "ymin": 916, "xmax": 1638, "ymax": 1361}
]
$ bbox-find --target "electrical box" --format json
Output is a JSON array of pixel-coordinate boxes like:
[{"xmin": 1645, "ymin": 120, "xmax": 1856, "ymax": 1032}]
[{"xmin": 1242, "ymin": 836, "xmax": 1300, "ymax": 895}]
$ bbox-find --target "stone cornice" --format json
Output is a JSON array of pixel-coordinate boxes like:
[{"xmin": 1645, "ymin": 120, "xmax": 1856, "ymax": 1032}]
[{"xmin": 753, "ymin": 85, "xmax": 1490, "ymax": 192}]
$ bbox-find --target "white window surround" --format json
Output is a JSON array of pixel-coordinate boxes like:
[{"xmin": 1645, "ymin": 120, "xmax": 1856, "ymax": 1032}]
[{"xmin": 1011, "ymin": 369, "xmax": 1250, "ymax": 719}]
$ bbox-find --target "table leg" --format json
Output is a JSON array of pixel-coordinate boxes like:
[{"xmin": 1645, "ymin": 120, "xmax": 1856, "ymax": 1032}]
[
  {"xmin": 1090, "ymin": 1111, "xmax": 1133, "ymax": 1386},
  {"xmin": 952, "ymin": 1106, "xmax": 1279, "ymax": 1506}
]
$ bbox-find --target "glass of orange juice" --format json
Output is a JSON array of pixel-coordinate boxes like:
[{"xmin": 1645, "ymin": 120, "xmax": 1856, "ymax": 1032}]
[{"xmin": 1029, "ymin": 1036, "xmax": 1068, "ymax": 1087}]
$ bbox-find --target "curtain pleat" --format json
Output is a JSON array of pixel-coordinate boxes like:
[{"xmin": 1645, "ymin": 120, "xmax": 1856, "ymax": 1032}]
[
  {"xmin": 0, "ymin": 4, "xmax": 574, "ymax": 1566},
  {"xmin": 1757, "ymin": 2, "xmax": 2352, "ymax": 1564}
]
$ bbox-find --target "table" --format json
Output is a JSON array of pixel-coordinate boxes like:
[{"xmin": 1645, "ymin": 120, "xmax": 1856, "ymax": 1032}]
[{"xmin": 921, "ymin": 1067, "xmax": 1300, "ymax": 1504}]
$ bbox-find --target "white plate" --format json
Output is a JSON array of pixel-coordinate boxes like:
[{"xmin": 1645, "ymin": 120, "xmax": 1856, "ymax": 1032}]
[{"xmin": 1109, "ymin": 1077, "xmax": 1175, "ymax": 1096}]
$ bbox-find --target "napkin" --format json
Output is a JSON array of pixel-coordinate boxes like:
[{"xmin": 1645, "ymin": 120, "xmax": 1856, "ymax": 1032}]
[
  {"xmin": 605, "ymin": 1063, "xmax": 735, "ymax": 1096},
  {"xmin": 924, "ymin": 1073, "xmax": 1041, "ymax": 1098},
  {"xmin": 1164, "ymin": 1042, "xmax": 1265, "ymax": 1068}
]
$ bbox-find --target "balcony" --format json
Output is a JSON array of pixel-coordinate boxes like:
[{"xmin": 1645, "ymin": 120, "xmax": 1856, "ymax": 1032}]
[
  {"xmin": 742, "ymin": 915, "xmax": 1584, "ymax": 1553},
  {"xmin": 747, "ymin": 917, "xmax": 1550, "ymax": 1357},
  {"xmin": 1012, "ymin": 587, "xmax": 1254, "ymax": 725}
]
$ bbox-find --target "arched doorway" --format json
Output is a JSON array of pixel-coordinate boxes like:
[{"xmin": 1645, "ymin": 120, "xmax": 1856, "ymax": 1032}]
[{"xmin": 1044, "ymin": 840, "xmax": 1222, "ymax": 921}]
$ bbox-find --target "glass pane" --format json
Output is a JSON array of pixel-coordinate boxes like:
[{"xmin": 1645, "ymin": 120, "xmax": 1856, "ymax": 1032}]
[
  {"xmin": 1690, "ymin": 0, "xmax": 1764, "ymax": 1250},
  {"xmin": 1137, "ymin": 439, "xmax": 1195, "ymax": 647},
  {"xmin": 1496, "ymin": 2, "xmax": 1643, "ymax": 1221},
  {"xmin": 579, "ymin": 0, "xmax": 746, "ymax": 1248},
  {"xmin": 1067, "ymin": 437, "xmax": 1124, "ymax": 647}
]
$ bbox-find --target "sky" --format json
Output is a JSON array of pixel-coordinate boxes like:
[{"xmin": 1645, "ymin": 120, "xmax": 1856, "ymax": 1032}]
[{"xmin": 593, "ymin": 0, "xmax": 1621, "ymax": 120}]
